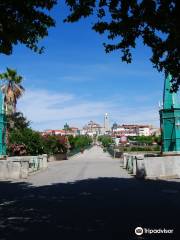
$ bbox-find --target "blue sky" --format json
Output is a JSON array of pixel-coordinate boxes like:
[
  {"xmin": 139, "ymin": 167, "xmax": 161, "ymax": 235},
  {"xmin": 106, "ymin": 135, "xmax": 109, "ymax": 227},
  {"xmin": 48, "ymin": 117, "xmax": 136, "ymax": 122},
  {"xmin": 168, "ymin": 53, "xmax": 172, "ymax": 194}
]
[{"xmin": 0, "ymin": 2, "xmax": 164, "ymax": 130}]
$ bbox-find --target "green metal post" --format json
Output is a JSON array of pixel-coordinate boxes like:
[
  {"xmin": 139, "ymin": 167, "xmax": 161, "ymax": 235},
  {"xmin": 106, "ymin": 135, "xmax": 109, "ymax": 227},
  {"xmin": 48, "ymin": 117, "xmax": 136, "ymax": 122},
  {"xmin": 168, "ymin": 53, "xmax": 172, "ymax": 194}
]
[
  {"xmin": 0, "ymin": 88, "xmax": 6, "ymax": 156},
  {"xmin": 159, "ymin": 74, "xmax": 180, "ymax": 154}
]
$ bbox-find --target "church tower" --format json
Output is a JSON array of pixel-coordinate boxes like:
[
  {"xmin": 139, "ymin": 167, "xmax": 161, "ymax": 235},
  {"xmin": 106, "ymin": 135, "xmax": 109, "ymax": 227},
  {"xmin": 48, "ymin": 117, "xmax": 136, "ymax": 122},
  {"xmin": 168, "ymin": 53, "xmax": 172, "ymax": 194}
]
[{"xmin": 104, "ymin": 113, "xmax": 110, "ymax": 132}]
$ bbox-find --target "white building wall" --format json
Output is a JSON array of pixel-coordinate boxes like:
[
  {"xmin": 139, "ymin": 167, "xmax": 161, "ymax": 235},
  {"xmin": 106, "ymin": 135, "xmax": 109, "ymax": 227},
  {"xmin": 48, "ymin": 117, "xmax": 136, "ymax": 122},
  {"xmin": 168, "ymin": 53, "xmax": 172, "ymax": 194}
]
[
  {"xmin": 138, "ymin": 127, "xmax": 150, "ymax": 136},
  {"xmin": 113, "ymin": 125, "xmax": 151, "ymax": 136}
]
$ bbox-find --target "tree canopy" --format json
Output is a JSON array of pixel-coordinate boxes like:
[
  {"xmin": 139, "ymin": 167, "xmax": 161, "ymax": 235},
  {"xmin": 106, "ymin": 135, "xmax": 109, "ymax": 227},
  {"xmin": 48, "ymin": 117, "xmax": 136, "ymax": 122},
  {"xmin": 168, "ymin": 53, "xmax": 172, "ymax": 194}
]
[
  {"xmin": 0, "ymin": 1, "xmax": 179, "ymax": 90},
  {"xmin": 0, "ymin": 0, "xmax": 57, "ymax": 55},
  {"xmin": 0, "ymin": 68, "xmax": 24, "ymax": 115},
  {"xmin": 64, "ymin": 0, "xmax": 180, "ymax": 90},
  {"xmin": 7, "ymin": 112, "xmax": 30, "ymax": 131}
]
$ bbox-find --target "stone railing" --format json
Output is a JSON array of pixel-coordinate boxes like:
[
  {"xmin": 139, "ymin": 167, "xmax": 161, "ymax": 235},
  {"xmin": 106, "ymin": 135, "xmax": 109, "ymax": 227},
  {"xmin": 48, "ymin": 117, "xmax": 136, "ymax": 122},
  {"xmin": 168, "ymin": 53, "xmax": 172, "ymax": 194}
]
[
  {"xmin": 122, "ymin": 153, "xmax": 180, "ymax": 179},
  {"xmin": 0, "ymin": 154, "xmax": 47, "ymax": 180},
  {"xmin": 122, "ymin": 153, "xmax": 145, "ymax": 178},
  {"xmin": 107, "ymin": 147, "xmax": 123, "ymax": 158}
]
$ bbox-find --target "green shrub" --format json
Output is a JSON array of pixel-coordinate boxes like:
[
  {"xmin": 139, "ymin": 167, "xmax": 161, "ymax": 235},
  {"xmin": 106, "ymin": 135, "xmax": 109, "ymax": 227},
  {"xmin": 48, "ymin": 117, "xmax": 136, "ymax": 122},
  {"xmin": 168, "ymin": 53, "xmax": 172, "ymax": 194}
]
[
  {"xmin": 42, "ymin": 135, "xmax": 68, "ymax": 155},
  {"xmin": 123, "ymin": 145, "xmax": 160, "ymax": 152},
  {"xmin": 8, "ymin": 143, "xmax": 27, "ymax": 156},
  {"xmin": 8, "ymin": 129, "xmax": 69, "ymax": 156},
  {"xmin": 128, "ymin": 135, "xmax": 161, "ymax": 146},
  {"xmin": 98, "ymin": 135, "xmax": 113, "ymax": 147},
  {"xmin": 8, "ymin": 128, "xmax": 44, "ymax": 155},
  {"xmin": 8, "ymin": 127, "xmax": 92, "ymax": 156},
  {"xmin": 68, "ymin": 135, "xmax": 92, "ymax": 151}
]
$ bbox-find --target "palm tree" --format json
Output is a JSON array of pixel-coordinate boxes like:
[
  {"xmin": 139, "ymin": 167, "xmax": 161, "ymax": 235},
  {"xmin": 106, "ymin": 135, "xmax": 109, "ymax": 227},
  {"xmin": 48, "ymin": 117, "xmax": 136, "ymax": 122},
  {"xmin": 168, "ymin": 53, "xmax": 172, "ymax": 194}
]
[{"xmin": 0, "ymin": 68, "xmax": 24, "ymax": 115}]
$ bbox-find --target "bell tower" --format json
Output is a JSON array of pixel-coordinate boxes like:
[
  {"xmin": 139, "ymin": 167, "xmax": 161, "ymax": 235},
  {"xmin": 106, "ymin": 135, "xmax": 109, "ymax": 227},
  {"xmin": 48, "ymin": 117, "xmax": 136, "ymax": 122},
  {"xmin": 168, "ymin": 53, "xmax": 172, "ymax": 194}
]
[
  {"xmin": 159, "ymin": 74, "xmax": 180, "ymax": 154},
  {"xmin": 104, "ymin": 113, "xmax": 110, "ymax": 132}
]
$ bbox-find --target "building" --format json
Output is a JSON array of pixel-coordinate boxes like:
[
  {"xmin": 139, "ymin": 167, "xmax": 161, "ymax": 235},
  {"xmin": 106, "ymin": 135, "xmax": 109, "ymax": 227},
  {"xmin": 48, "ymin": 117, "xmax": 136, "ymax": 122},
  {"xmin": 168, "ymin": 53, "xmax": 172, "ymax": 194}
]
[
  {"xmin": 112, "ymin": 124, "xmax": 153, "ymax": 137},
  {"xmin": 138, "ymin": 125, "xmax": 151, "ymax": 136},
  {"xmin": 41, "ymin": 127, "xmax": 80, "ymax": 137},
  {"xmin": 150, "ymin": 127, "xmax": 161, "ymax": 136},
  {"xmin": 82, "ymin": 121, "xmax": 102, "ymax": 136},
  {"xmin": 104, "ymin": 113, "xmax": 110, "ymax": 132},
  {"xmin": 41, "ymin": 129, "xmax": 66, "ymax": 136},
  {"xmin": 68, "ymin": 127, "xmax": 80, "ymax": 136},
  {"xmin": 112, "ymin": 124, "xmax": 138, "ymax": 137}
]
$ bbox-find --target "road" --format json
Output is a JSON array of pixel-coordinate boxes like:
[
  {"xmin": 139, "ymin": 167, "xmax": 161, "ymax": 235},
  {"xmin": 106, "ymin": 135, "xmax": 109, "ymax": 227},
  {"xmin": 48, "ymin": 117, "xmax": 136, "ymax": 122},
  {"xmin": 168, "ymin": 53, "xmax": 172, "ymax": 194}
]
[
  {"xmin": 25, "ymin": 146, "xmax": 131, "ymax": 186},
  {"xmin": 0, "ymin": 146, "xmax": 180, "ymax": 240}
]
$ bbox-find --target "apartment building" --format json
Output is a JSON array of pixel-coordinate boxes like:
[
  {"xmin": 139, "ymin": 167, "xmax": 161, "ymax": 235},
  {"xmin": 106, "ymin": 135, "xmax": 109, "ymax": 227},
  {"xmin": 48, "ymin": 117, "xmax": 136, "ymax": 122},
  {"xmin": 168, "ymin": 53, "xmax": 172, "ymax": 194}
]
[{"xmin": 112, "ymin": 124, "xmax": 153, "ymax": 137}]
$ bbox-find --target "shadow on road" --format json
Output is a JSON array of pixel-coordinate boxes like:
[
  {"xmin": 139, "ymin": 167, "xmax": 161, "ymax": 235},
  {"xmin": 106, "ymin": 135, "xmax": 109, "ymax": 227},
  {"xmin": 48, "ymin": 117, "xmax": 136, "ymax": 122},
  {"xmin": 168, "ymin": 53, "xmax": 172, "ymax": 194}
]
[{"xmin": 0, "ymin": 178, "xmax": 180, "ymax": 240}]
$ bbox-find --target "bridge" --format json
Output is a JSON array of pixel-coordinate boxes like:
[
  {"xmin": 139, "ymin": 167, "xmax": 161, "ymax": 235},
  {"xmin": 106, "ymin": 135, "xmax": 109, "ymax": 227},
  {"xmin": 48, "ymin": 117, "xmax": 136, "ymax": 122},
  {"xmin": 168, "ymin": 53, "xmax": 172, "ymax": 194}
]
[{"xmin": 0, "ymin": 146, "xmax": 179, "ymax": 239}]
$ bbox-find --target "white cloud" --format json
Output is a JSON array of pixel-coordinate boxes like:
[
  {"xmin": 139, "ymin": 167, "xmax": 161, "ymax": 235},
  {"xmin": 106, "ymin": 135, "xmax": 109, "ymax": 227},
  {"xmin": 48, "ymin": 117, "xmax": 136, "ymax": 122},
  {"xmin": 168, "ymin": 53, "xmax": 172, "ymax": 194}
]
[
  {"xmin": 58, "ymin": 62, "xmax": 158, "ymax": 83},
  {"xmin": 17, "ymin": 89, "xmax": 160, "ymax": 131},
  {"xmin": 111, "ymin": 107, "xmax": 159, "ymax": 125},
  {"xmin": 17, "ymin": 89, "xmax": 114, "ymax": 130}
]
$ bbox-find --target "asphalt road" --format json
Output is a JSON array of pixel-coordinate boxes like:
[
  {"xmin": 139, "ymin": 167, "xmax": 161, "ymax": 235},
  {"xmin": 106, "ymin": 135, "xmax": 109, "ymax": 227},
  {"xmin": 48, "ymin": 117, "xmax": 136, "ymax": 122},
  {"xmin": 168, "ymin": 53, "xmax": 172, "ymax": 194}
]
[
  {"xmin": 25, "ymin": 146, "xmax": 132, "ymax": 186},
  {"xmin": 0, "ymin": 146, "xmax": 180, "ymax": 240}
]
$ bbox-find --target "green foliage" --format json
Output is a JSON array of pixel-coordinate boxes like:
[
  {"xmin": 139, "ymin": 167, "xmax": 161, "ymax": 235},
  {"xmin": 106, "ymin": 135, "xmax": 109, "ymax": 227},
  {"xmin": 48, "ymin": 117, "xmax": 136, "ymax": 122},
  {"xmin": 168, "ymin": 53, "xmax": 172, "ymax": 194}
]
[
  {"xmin": 153, "ymin": 135, "xmax": 162, "ymax": 145},
  {"xmin": 8, "ymin": 120, "xmax": 92, "ymax": 157},
  {"xmin": 98, "ymin": 135, "xmax": 113, "ymax": 147},
  {"xmin": 75, "ymin": 136, "xmax": 92, "ymax": 149},
  {"xmin": 0, "ymin": 0, "xmax": 56, "ymax": 55},
  {"xmin": 64, "ymin": 0, "xmax": 180, "ymax": 90},
  {"xmin": 123, "ymin": 145, "xmax": 160, "ymax": 152},
  {"xmin": 8, "ymin": 128, "xmax": 44, "ymax": 155},
  {"xmin": 7, "ymin": 112, "xmax": 30, "ymax": 131},
  {"xmin": 68, "ymin": 135, "xmax": 76, "ymax": 149},
  {"xmin": 0, "ymin": 68, "xmax": 22, "ymax": 83},
  {"xmin": 8, "ymin": 143, "xmax": 27, "ymax": 156},
  {"xmin": 0, "ymin": 68, "xmax": 25, "ymax": 115},
  {"xmin": 42, "ymin": 135, "xmax": 68, "ymax": 155},
  {"xmin": 128, "ymin": 135, "xmax": 161, "ymax": 145},
  {"xmin": 8, "ymin": 128, "xmax": 69, "ymax": 156},
  {"xmin": 68, "ymin": 135, "xmax": 92, "ymax": 150}
]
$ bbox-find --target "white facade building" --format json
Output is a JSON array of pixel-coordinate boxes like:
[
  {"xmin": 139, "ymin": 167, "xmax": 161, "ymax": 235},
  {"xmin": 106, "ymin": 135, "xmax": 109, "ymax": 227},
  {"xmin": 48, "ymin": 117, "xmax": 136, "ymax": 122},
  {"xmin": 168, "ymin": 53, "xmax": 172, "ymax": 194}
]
[
  {"xmin": 41, "ymin": 129, "xmax": 66, "ymax": 136},
  {"xmin": 150, "ymin": 127, "xmax": 161, "ymax": 136},
  {"xmin": 138, "ymin": 125, "xmax": 151, "ymax": 136},
  {"xmin": 82, "ymin": 121, "xmax": 102, "ymax": 136},
  {"xmin": 112, "ymin": 124, "xmax": 152, "ymax": 137}
]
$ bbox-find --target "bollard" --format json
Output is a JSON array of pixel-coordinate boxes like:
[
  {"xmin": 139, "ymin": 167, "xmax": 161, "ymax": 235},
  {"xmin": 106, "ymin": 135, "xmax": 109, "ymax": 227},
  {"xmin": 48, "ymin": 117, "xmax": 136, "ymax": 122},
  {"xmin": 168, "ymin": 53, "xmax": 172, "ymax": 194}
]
[
  {"xmin": 133, "ymin": 157, "xmax": 137, "ymax": 175},
  {"xmin": 127, "ymin": 155, "xmax": 134, "ymax": 174},
  {"xmin": 38, "ymin": 156, "xmax": 43, "ymax": 169},
  {"xmin": 136, "ymin": 156, "xmax": 146, "ymax": 179},
  {"xmin": 123, "ymin": 154, "xmax": 128, "ymax": 169}
]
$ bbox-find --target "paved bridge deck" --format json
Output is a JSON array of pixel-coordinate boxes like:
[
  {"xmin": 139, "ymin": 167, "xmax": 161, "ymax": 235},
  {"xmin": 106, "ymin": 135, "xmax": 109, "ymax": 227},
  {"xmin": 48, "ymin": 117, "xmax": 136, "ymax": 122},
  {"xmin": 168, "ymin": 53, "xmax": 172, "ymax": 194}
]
[
  {"xmin": 25, "ymin": 146, "xmax": 131, "ymax": 186},
  {"xmin": 0, "ymin": 146, "xmax": 180, "ymax": 239}
]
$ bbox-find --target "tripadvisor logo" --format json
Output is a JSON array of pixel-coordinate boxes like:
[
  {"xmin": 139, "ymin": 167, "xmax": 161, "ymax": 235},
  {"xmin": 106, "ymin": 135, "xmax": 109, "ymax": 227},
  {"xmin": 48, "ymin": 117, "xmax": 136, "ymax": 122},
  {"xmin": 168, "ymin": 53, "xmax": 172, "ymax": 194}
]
[
  {"xmin": 135, "ymin": 226, "xmax": 174, "ymax": 236},
  {"xmin": 135, "ymin": 227, "xmax": 143, "ymax": 236}
]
